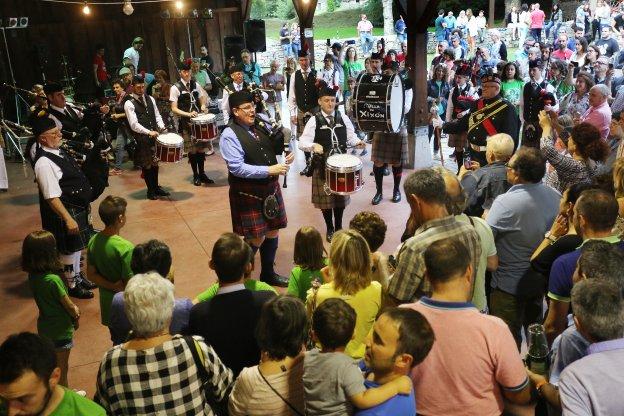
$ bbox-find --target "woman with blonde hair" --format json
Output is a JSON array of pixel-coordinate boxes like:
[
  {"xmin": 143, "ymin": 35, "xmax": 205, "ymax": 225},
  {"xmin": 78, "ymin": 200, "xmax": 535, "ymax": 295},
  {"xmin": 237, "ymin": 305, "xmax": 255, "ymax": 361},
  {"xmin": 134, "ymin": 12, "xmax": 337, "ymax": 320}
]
[{"xmin": 306, "ymin": 229, "xmax": 382, "ymax": 359}]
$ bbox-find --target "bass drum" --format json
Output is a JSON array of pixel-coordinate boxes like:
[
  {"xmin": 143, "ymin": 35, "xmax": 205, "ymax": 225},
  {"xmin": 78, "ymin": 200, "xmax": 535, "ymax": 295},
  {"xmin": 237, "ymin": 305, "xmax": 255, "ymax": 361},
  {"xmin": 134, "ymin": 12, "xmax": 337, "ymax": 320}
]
[{"xmin": 354, "ymin": 73, "xmax": 404, "ymax": 133}]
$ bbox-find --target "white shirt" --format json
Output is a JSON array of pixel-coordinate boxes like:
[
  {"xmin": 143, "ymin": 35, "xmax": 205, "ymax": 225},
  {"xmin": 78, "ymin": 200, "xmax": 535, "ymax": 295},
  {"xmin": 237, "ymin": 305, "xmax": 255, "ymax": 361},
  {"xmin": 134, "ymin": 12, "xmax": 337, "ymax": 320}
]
[
  {"xmin": 169, "ymin": 79, "xmax": 207, "ymax": 104},
  {"xmin": 317, "ymin": 66, "xmax": 340, "ymax": 91},
  {"xmin": 123, "ymin": 46, "xmax": 140, "ymax": 70},
  {"xmin": 221, "ymin": 81, "xmax": 246, "ymax": 125},
  {"xmin": 403, "ymin": 88, "xmax": 414, "ymax": 115},
  {"xmin": 298, "ymin": 110, "xmax": 360, "ymax": 152},
  {"xmin": 33, "ymin": 145, "xmax": 63, "ymax": 199},
  {"xmin": 288, "ymin": 68, "xmax": 313, "ymax": 116},
  {"xmin": 124, "ymin": 94, "xmax": 165, "ymax": 135}
]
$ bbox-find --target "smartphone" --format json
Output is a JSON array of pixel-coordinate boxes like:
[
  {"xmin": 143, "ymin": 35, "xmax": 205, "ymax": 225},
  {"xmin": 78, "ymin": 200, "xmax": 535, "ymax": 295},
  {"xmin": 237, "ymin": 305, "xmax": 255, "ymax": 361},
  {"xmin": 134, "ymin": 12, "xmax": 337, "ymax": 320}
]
[
  {"xmin": 346, "ymin": 39, "xmax": 356, "ymax": 45},
  {"xmin": 326, "ymin": 38, "xmax": 331, "ymax": 46},
  {"xmin": 463, "ymin": 153, "xmax": 472, "ymax": 169},
  {"xmin": 571, "ymin": 61, "xmax": 579, "ymax": 68}
]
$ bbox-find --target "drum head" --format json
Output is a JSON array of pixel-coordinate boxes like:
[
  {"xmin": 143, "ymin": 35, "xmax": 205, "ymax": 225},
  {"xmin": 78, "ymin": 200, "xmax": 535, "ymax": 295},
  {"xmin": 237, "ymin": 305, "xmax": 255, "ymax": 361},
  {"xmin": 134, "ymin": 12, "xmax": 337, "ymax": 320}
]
[
  {"xmin": 326, "ymin": 154, "xmax": 362, "ymax": 171},
  {"xmin": 157, "ymin": 133, "xmax": 184, "ymax": 146},
  {"xmin": 192, "ymin": 114, "xmax": 216, "ymax": 123},
  {"xmin": 388, "ymin": 74, "xmax": 405, "ymax": 132}
]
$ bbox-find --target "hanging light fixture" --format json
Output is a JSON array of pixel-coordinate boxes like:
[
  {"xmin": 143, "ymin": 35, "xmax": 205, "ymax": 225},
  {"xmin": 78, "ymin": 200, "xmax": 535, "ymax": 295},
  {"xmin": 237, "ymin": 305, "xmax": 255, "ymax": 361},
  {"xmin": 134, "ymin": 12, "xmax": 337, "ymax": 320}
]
[
  {"xmin": 82, "ymin": 1, "xmax": 91, "ymax": 14},
  {"xmin": 175, "ymin": 1, "xmax": 183, "ymax": 10},
  {"xmin": 122, "ymin": 0, "xmax": 134, "ymax": 15}
]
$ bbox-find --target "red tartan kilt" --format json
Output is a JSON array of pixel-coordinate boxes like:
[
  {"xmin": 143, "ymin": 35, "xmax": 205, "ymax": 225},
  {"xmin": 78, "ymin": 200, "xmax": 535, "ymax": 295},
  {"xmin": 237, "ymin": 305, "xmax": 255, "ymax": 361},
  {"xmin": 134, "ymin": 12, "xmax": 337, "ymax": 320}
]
[{"xmin": 229, "ymin": 177, "xmax": 287, "ymax": 239}]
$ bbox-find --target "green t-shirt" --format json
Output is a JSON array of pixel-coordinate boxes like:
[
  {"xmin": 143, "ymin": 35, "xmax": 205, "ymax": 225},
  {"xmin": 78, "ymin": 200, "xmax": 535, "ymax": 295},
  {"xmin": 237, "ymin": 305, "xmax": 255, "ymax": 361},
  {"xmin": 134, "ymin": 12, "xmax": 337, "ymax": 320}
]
[
  {"xmin": 287, "ymin": 258, "xmax": 329, "ymax": 301},
  {"xmin": 195, "ymin": 279, "xmax": 277, "ymax": 302},
  {"xmin": 87, "ymin": 233, "xmax": 134, "ymax": 326},
  {"xmin": 28, "ymin": 273, "xmax": 73, "ymax": 342},
  {"xmin": 343, "ymin": 60, "xmax": 364, "ymax": 89},
  {"xmin": 500, "ymin": 79, "xmax": 524, "ymax": 113},
  {"xmin": 549, "ymin": 79, "xmax": 574, "ymax": 100},
  {"xmin": 51, "ymin": 387, "xmax": 107, "ymax": 415}
]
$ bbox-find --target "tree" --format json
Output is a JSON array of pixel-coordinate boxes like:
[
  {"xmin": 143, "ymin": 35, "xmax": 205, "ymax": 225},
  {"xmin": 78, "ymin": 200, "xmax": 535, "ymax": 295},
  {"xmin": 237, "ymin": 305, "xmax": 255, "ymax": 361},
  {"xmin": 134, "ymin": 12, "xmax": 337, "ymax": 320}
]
[
  {"xmin": 364, "ymin": 0, "xmax": 383, "ymax": 25},
  {"xmin": 276, "ymin": 0, "xmax": 296, "ymax": 19},
  {"xmin": 250, "ymin": 0, "xmax": 268, "ymax": 19},
  {"xmin": 382, "ymin": 0, "xmax": 393, "ymax": 37}
]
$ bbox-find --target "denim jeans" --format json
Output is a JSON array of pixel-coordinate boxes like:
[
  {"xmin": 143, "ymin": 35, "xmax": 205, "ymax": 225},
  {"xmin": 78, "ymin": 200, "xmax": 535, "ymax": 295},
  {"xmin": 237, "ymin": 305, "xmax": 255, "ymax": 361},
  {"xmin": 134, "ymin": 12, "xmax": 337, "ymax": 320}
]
[
  {"xmin": 396, "ymin": 32, "xmax": 407, "ymax": 44},
  {"xmin": 282, "ymin": 44, "xmax": 291, "ymax": 58},
  {"xmin": 360, "ymin": 32, "xmax": 374, "ymax": 55},
  {"xmin": 115, "ymin": 126, "xmax": 128, "ymax": 169},
  {"xmin": 291, "ymin": 43, "xmax": 300, "ymax": 57},
  {"xmin": 544, "ymin": 21, "xmax": 561, "ymax": 40}
]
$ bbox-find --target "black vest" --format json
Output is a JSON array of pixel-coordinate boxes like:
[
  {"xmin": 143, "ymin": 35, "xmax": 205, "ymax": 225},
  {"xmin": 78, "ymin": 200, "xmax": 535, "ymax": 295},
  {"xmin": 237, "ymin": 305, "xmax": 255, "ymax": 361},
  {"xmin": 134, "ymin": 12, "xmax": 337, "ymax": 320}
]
[
  {"xmin": 314, "ymin": 111, "xmax": 347, "ymax": 154},
  {"xmin": 48, "ymin": 105, "xmax": 81, "ymax": 138},
  {"xmin": 451, "ymin": 84, "xmax": 475, "ymax": 117},
  {"xmin": 34, "ymin": 146, "xmax": 92, "ymax": 207},
  {"xmin": 229, "ymin": 122, "xmax": 278, "ymax": 168},
  {"xmin": 227, "ymin": 81, "xmax": 249, "ymax": 94},
  {"xmin": 130, "ymin": 95, "xmax": 158, "ymax": 132},
  {"xmin": 174, "ymin": 80, "xmax": 201, "ymax": 113},
  {"xmin": 294, "ymin": 70, "xmax": 319, "ymax": 112},
  {"xmin": 523, "ymin": 81, "xmax": 547, "ymax": 122}
]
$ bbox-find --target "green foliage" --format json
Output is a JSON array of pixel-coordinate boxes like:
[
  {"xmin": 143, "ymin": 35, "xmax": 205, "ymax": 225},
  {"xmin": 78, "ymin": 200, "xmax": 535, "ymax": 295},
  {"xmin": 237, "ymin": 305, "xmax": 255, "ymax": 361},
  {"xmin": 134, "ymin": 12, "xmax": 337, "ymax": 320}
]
[
  {"xmin": 437, "ymin": 0, "xmax": 488, "ymax": 14},
  {"xmin": 250, "ymin": 0, "xmax": 268, "ymax": 19},
  {"xmin": 364, "ymin": 0, "xmax": 383, "ymax": 26},
  {"xmin": 327, "ymin": 0, "xmax": 336, "ymax": 13},
  {"xmin": 276, "ymin": 0, "xmax": 296, "ymax": 19}
]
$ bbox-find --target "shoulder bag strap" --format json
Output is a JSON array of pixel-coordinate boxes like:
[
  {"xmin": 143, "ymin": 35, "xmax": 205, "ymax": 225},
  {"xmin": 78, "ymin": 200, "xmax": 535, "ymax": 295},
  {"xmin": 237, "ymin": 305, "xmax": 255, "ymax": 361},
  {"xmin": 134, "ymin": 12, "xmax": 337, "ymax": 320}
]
[{"xmin": 257, "ymin": 368, "xmax": 304, "ymax": 416}]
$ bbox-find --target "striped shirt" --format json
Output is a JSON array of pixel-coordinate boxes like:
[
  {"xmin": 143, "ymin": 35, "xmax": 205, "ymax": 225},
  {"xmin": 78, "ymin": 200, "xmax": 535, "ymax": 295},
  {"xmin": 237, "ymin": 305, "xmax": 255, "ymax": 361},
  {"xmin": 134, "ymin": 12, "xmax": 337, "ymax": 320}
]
[
  {"xmin": 228, "ymin": 356, "xmax": 305, "ymax": 416},
  {"xmin": 388, "ymin": 216, "xmax": 482, "ymax": 302},
  {"xmin": 94, "ymin": 335, "xmax": 233, "ymax": 415}
]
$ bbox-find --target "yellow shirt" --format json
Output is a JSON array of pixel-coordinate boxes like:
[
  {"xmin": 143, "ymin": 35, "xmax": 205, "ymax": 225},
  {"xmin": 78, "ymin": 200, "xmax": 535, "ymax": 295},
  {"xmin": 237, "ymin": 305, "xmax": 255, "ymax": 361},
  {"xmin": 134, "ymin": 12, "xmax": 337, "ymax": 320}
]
[{"xmin": 307, "ymin": 281, "xmax": 382, "ymax": 359}]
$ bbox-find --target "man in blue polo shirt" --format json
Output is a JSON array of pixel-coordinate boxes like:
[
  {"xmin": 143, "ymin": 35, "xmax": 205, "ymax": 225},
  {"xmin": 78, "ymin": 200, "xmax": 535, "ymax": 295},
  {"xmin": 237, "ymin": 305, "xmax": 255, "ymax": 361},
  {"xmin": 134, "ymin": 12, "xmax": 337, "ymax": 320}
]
[
  {"xmin": 355, "ymin": 308, "xmax": 434, "ymax": 416},
  {"xmin": 544, "ymin": 189, "xmax": 623, "ymax": 345},
  {"xmin": 559, "ymin": 279, "xmax": 624, "ymax": 414}
]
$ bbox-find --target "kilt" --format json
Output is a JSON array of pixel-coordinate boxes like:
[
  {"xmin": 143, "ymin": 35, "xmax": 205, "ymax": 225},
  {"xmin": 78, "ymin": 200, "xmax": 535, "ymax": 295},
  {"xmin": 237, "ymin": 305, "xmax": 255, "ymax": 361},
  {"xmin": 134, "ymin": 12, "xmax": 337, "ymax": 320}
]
[
  {"xmin": 229, "ymin": 176, "xmax": 287, "ymax": 239},
  {"xmin": 448, "ymin": 132, "xmax": 467, "ymax": 148},
  {"xmin": 522, "ymin": 121, "xmax": 542, "ymax": 148},
  {"xmin": 296, "ymin": 109, "xmax": 314, "ymax": 137},
  {"xmin": 134, "ymin": 134, "xmax": 158, "ymax": 168},
  {"xmin": 311, "ymin": 165, "xmax": 349, "ymax": 210},
  {"xmin": 179, "ymin": 118, "xmax": 210, "ymax": 152},
  {"xmin": 40, "ymin": 197, "xmax": 91, "ymax": 254},
  {"xmin": 371, "ymin": 127, "xmax": 408, "ymax": 165}
]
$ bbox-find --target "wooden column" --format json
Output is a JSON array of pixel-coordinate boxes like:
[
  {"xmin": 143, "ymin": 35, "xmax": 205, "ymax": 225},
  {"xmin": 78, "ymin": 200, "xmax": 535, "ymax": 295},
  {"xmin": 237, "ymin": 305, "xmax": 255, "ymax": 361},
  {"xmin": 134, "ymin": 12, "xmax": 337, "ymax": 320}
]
[{"xmin": 293, "ymin": 0, "xmax": 319, "ymax": 65}]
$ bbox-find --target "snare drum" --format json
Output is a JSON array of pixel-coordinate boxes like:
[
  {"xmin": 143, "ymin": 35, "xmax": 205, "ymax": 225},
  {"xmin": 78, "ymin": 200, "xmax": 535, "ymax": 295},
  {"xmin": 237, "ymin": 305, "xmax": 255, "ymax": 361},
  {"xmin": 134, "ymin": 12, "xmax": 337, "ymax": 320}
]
[
  {"xmin": 354, "ymin": 73, "xmax": 405, "ymax": 133},
  {"xmin": 325, "ymin": 154, "xmax": 363, "ymax": 195},
  {"xmin": 155, "ymin": 133, "xmax": 183, "ymax": 163},
  {"xmin": 191, "ymin": 114, "xmax": 218, "ymax": 142}
]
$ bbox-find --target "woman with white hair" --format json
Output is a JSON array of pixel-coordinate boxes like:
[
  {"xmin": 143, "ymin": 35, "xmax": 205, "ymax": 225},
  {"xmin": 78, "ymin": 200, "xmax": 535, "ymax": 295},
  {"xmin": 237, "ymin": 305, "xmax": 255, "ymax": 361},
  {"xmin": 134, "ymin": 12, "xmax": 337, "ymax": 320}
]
[
  {"xmin": 488, "ymin": 29, "xmax": 507, "ymax": 62},
  {"xmin": 95, "ymin": 272, "xmax": 234, "ymax": 415}
]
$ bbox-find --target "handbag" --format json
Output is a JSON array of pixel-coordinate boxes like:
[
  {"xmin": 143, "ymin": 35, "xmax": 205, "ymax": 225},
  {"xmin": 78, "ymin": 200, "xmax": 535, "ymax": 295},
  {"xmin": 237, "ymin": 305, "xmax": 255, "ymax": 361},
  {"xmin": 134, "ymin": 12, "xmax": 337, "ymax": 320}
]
[{"xmin": 183, "ymin": 336, "xmax": 230, "ymax": 416}]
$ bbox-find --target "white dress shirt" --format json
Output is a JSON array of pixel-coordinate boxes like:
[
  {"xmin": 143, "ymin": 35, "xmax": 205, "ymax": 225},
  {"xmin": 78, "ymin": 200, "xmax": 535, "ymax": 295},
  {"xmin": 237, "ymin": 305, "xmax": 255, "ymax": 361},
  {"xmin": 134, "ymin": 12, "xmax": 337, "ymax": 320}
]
[
  {"xmin": 221, "ymin": 81, "xmax": 246, "ymax": 125},
  {"xmin": 298, "ymin": 110, "xmax": 360, "ymax": 152},
  {"xmin": 33, "ymin": 145, "xmax": 63, "ymax": 199},
  {"xmin": 48, "ymin": 104, "xmax": 83, "ymax": 130},
  {"xmin": 288, "ymin": 68, "xmax": 313, "ymax": 116},
  {"xmin": 124, "ymin": 94, "xmax": 165, "ymax": 135}
]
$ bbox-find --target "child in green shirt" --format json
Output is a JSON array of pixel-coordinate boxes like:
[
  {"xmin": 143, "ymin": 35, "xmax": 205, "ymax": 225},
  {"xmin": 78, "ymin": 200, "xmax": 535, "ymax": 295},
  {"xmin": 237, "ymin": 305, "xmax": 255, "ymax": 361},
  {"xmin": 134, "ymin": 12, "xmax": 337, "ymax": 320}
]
[
  {"xmin": 86, "ymin": 196, "xmax": 134, "ymax": 337},
  {"xmin": 287, "ymin": 226, "xmax": 328, "ymax": 300},
  {"xmin": 22, "ymin": 230, "xmax": 80, "ymax": 387}
]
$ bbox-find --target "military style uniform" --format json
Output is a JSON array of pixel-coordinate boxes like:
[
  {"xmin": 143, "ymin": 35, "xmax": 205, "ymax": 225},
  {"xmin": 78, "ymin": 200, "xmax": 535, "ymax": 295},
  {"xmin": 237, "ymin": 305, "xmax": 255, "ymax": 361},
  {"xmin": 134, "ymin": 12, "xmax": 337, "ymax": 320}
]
[{"xmin": 443, "ymin": 94, "xmax": 520, "ymax": 167}]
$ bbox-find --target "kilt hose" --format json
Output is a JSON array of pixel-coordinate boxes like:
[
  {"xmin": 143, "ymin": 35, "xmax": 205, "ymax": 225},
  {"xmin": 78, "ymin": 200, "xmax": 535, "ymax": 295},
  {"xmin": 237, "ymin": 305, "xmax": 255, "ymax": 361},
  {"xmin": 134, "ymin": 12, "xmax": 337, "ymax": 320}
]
[
  {"xmin": 371, "ymin": 126, "xmax": 408, "ymax": 166},
  {"xmin": 228, "ymin": 176, "xmax": 287, "ymax": 240},
  {"xmin": 311, "ymin": 166, "xmax": 349, "ymax": 210}
]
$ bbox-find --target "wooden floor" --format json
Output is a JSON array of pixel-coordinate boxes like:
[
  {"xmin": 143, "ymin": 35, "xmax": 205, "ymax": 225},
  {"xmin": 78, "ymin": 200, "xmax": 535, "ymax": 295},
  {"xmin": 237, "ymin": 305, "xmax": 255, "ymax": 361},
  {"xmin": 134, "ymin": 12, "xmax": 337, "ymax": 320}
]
[{"xmin": 0, "ymin": 135, "xmax": 453, "ymax": 395}]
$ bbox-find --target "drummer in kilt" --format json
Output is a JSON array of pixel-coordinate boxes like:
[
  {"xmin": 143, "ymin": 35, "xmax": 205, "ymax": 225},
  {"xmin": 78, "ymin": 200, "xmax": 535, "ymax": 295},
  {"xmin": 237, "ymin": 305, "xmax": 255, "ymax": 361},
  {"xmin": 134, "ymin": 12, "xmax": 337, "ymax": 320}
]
[
  {"xmin": 220, "ymin": 90, "xmax": 294, "ymax": 287},
  {"xmin": 124, "ymin": 75, "xmax": 170, "ymax": 200},
  {"xmin": 170, "ymin": 58, "xmax": 214, "ymax": 187},
  {"xmin": 30, "ymin": 115, "xmax": 95, "ymax": 299},
  {"xmin": 371, "ymin": 61, "xmax": 413, "ymax": 205},
  {"xmin": 298, "ymin": 85, "xmax": 366, "ymax": 242}
]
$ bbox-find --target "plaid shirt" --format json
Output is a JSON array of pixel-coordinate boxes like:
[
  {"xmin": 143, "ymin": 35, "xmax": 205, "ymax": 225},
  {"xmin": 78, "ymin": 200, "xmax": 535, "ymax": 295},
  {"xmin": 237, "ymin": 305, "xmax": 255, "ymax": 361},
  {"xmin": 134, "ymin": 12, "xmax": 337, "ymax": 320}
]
[
  {"xmin": 388, "ymin": 216, "xmax": 482, "ymax": 302},
  {"xmin": 95, "ymin": 335, "xmax": 233, "ymax": 415}
]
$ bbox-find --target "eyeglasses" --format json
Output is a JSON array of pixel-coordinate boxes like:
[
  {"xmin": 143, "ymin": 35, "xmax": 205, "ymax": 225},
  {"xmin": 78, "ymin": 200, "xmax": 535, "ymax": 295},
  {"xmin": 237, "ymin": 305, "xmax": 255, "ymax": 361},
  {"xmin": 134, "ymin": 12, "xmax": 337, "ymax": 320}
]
[{"xmin": 235, "ymin": 105, "xmax": 255, "ymax": 112}]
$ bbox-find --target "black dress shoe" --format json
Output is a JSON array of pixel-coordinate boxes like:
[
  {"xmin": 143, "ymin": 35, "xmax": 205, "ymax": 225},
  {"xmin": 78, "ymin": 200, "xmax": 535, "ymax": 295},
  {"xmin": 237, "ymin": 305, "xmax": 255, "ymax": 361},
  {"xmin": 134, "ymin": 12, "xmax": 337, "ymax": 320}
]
[
  {"xmin": 155, "ymin": 187, "xmax": 171, "ymax": 196},
  {"xmin": 383, "ymin": 167, "xmax": 390, "ymax": 176},
  {"xmin": 193, "ymin": 176, "xmax": 202, "ymax": 186},
  {"xmin": 300, "ymin": 166, "xmax": 309, "ymax": 176},
  {"xmin": 392, "ymin": 189, "xmax": 402, "ymax": 203},
  {"xmin": 326, "ymin": 228, "xmax": 335, "ymax": 243},
  {"xmin": 199, "ymin": 173, "xmax": 214, "ymax": 184},
  {"xmin": 372, "ymin": 192, "xmax": 383, "ymax": 205},
  {"xmin": 68, "ymin": 285, "xmax": 94, "ymax": 299},
  {"xmin": 147, "ymin": 191, "xmax": 158, "ymax": 200},
  {"xmin": 261, "ymin": 272, "xmax": 289, "ymax": 287},
  {"xmin": 76, "ymin": 272, "xmax": 97, "ymax": 290}
]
